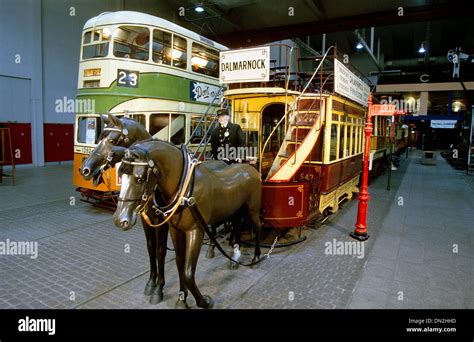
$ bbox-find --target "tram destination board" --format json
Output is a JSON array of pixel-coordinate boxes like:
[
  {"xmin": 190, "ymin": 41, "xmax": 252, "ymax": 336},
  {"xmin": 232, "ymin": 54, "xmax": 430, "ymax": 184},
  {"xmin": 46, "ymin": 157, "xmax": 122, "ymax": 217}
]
[{"xmin": 219, "ymin": 46, "xmax": 270, "ymax": 83}]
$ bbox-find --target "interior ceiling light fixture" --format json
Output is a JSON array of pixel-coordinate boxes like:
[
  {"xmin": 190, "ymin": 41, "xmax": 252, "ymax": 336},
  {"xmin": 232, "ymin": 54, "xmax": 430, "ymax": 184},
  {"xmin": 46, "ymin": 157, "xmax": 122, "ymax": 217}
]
[
  {"xmin": 418, "ymin": 42, "xmax": 426, "ymax": 54},
  {"xmin": 195, "ymin": 5, "xmax": 205, "ymax": 12},
  {"xmin": 356, "ymin": 42, "xmax": 363, "ymax": 49}
]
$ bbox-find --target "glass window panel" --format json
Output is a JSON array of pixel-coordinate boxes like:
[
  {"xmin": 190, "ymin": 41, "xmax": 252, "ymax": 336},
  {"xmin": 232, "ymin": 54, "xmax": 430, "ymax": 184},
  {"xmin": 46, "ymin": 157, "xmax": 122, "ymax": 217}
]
[
  {"xmin": 77, "ymin": 116, "xmax": 102, "ymax": 144},
  {"xmin": 191, "ymin": 42, "xmax": 219, "ymax": 78},
  {"xmin": 339, "ymin": 124, "xmax": 346, "ymax": 158},
  {"xmin": 152, "ymin": 29, "xmax": 172, "ymax": 65},
  {"xmin": 330, "ymin": 123, "xmax": 338, "ymax": 161},
  {"xmin": 113, "ymin": 26, "xmax": 150, "ymax": 61},
  {"xmin": 83, "ymin": 31, "xmax": 91, "ymax": 44},
  {"xmin": 172, "ymin": 35, "xmax": 187, "ymax": 69}
]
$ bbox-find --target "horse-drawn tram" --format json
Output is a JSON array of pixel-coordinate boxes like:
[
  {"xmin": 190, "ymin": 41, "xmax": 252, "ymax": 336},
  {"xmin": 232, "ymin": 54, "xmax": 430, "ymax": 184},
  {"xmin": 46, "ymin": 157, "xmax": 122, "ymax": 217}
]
[
  {"xmin": 223, "ymin": 46, "xmax": 368, "ymax": 230},
  {"xmin": 73, "ymin": 11, "xmax": 227, "ymax": 203}
]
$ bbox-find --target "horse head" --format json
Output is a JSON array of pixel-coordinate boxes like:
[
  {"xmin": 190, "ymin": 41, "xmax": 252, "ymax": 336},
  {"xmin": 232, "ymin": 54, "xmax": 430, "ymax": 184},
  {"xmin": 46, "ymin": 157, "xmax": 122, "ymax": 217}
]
[
  {"xmin": 112, "ymin": 140, "xmax": 182, "ymax": 231},
  {"xmin": 80, "ymin": 113, "xmax": 151, "ymax": 186},
  {"xmin": 112, "ymin": 145, "xmax": 158, "ymax": 231}
]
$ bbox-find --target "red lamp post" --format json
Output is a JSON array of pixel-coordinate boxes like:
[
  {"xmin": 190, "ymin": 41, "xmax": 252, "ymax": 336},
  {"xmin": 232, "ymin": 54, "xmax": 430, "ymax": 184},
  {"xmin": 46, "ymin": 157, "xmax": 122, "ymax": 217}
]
[{"xmin": 351, "ymin": 94, "xmax": 373, "ymax": 241}]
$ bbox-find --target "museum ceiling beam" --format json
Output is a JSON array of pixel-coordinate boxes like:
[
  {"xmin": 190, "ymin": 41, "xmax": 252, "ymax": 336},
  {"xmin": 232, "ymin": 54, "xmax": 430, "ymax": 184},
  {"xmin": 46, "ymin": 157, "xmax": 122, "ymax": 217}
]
[{"xmin": 217, "ymin": 1, "xmax": 471, "ymax": 48}]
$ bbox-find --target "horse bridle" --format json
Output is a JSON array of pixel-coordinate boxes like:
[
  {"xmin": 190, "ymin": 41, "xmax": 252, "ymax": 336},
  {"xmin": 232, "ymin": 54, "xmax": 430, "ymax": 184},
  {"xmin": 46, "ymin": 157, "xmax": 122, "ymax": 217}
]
[
  {"xmin": 117, "ymin": 144, "xmax": 199, "ymax": 228},
  {"xmin": 89, "ymin": 127, "xmax": 131, "ymax": 173},
  {"xmin": 103, "ymin": 127, "xmax": 130, "ymax": 145}
]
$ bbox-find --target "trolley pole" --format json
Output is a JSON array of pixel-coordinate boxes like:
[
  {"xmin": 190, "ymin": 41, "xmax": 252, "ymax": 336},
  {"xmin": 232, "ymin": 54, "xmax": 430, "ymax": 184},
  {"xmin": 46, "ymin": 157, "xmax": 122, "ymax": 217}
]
[{"xmin": 351, "ymin": 94, "xmax": 372, "ymax": 241}]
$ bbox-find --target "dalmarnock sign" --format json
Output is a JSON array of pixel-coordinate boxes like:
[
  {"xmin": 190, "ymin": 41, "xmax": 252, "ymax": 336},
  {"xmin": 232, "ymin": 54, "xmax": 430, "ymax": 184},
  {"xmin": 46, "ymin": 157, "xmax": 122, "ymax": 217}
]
[
  {"xmin": 219, "ymin": 46, "xmax": 270, "ymax": 84},
  {"xmin": 334, "ymin": 59, "xmax": 370, "ymax": 107}
]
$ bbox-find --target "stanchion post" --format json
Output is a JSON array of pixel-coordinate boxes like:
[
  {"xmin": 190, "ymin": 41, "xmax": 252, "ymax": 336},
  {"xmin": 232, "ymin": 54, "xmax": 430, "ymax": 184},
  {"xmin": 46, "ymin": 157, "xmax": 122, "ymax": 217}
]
[{"xmin": 351, "ymin": 94, "xmax": 372, "ymax": 241}]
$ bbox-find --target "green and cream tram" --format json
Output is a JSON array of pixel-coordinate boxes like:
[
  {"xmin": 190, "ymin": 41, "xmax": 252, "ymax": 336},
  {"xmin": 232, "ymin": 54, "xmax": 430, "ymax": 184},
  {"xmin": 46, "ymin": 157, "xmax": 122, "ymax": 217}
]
[{"xmin": 73, "ymin": 11, "xmax": 227, "ymax": 192}]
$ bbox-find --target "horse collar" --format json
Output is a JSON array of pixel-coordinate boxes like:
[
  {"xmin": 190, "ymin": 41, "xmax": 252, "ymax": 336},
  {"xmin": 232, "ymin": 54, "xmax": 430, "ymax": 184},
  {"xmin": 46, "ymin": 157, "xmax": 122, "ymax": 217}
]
[{"xmin": 151, "ymin": 145, "xmax": 197, "ymax": 214}]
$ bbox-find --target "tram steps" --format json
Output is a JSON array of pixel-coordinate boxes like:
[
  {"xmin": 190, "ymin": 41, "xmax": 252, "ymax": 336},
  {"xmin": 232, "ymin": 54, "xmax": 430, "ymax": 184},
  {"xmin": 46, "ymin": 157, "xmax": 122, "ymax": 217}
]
[{"xmin": 266, "ymin": 103, "xmax": 322, "ymax": 181}]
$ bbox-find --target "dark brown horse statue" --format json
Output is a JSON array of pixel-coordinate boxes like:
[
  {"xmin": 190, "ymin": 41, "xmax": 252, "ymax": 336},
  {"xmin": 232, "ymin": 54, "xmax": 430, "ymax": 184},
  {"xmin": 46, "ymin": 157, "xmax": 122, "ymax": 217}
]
[
  {"xmin": 80, "ymin": 113, "xmax": 241, "ymax": 306},
  {"xmin": 80, "ymin": 113, "xmax": 151, "ymax": 185},
  {"xmin": 80, "ymin": 114, "xmax": 170, "ymax": 304},
  {"xmin": 112, "ymin": 139, "xmax": 262, "ymax": 309}
]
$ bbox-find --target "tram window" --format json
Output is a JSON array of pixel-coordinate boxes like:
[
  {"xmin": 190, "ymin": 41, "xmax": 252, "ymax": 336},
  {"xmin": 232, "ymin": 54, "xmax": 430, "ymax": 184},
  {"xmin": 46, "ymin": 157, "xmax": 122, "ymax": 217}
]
[
  {"xmin": 82, "ymin": 29, "xmax": 110, "ymax": 59},
  {"xmin": 150, "ymin": 113, "xmax": 185, "ymax": 144},
  {"xmin": 113, "ymin": 26, "xmax": 150, "ymax": 61},
  {"xmin": 152, "ymin": 29, "xmax": 172, "ymax": 65},
  {"xmin": 82, "ymin": 44, "xmax": 109, "ymax": 59},
  {"xmin": 129, "ymin": 114, "xmax": 146, "ymax": 128},
  {"xmin": 172, "ymin": 36, "xmax": 187, "ymax": 69},
  {"xmin": 339, "ymin": 124, "xmax": 347, "ymax": 158},
  {"xmin": 329, "ymin": 124, "xmax": 338, "ymax": 161},
  {"xmin": 83, "ymin": 31, "xmax": 91, "ymax": 44},
  {"xmin": 189, "ymin": 114, "xmax": 214, "ymax": 144},
  {"xmin": 191, "ymin": 43, "xmax": 219, "ymax": 78},
  {"xmin": 77, "ymin": 117, "xmax": 101, "ymax": 144}
]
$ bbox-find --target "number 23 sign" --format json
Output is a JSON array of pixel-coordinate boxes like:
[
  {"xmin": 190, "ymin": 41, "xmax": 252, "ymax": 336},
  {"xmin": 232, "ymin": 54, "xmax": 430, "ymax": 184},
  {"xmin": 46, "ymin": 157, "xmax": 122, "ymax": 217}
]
[{"xmin": 117, "ymin": 69, "xmax": 139, "ymax": 88}]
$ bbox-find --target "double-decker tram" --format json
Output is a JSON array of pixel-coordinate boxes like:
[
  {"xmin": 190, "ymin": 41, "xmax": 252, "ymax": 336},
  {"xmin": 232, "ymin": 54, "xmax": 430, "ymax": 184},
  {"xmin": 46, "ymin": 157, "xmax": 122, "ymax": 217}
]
[
  {"xmin": 73, "ymin": 11, "xmax": 227, "ymax": 198},
  {"xmin": 223, "ymin": 46, "xmax": 369, "ymax": 231}
]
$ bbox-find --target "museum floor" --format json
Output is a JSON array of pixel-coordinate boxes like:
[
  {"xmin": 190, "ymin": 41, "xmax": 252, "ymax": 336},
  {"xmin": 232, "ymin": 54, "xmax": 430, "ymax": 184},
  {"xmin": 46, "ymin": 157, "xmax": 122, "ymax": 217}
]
[{"xmin": 0, "ymin": 150, "xmax": 472, "ymax": 309}]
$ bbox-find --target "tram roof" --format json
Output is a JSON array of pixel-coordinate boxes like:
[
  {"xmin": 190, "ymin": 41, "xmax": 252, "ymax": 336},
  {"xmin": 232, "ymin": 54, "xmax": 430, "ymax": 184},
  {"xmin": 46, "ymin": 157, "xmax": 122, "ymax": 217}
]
[{"xmin": 83, "ymin": 11, "xmax": 228, "ymax": 51}]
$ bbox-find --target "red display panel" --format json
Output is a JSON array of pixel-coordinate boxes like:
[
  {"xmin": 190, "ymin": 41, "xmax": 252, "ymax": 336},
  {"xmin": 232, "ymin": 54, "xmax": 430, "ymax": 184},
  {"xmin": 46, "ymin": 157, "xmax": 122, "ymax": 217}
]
[
  {"xmin": 44, "ymin": 124, "xmax": 74, "ymax": 162},
  {"xmin": 0, "ymin": 123, "xmax": 32, "ymax": 165}
]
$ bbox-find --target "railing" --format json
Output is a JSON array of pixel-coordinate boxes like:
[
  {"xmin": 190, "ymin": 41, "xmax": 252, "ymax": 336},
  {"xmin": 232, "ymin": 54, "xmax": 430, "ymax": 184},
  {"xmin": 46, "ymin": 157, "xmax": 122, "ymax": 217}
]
[
  {"xmin": 259, "ymin": 46, "xmax": 336, "ymax": 174},
  {"xmin": 185, "ymin": 86, "xmax": 226, "ymax": 160}
]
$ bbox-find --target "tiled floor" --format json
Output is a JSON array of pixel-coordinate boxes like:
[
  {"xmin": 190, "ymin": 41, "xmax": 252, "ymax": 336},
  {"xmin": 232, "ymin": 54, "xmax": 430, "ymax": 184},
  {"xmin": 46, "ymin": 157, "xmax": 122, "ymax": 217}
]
[{"xmin": 0, "ymin": 150, "xmax": 472, "ymax": 309}]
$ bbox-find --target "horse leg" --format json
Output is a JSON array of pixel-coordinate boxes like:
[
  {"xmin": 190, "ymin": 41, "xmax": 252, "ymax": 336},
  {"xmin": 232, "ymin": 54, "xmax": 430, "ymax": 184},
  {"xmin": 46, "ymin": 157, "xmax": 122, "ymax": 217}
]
[
  {"xmin": 150, "ymin": 224, "xmax": 169, "ymax": 305},
  {"xmin": 228, "ymin": 214, "xmax": 242, "ymax": 270},
  {"xmin": 143, "ymin": 223, "xmax": 157, "ymax": 296},
  {"xmin": 248, "ymin": 209, "xmax": 262, "ymax": 264},
  {"xmin": 205, "ymin": 223, "xmax": 217, "ymax": 259},
  {"xmin": 170, "ymin": 227, "xmax": 188, "ymax": 309},
  {"xmin": 184, "ymin": 228, "xmax": 213, "ymax": 309},
  {"xmin": 228, "ymin": 220, "xmax": 235, "ymax": 246}
]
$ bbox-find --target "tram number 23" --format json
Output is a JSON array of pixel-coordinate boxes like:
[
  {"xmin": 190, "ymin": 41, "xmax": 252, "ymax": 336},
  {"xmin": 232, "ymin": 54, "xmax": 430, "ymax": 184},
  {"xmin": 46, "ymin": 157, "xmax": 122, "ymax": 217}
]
[{"xmin": 117, "ymin": 69, "xmax": 139, "ymax": 88}]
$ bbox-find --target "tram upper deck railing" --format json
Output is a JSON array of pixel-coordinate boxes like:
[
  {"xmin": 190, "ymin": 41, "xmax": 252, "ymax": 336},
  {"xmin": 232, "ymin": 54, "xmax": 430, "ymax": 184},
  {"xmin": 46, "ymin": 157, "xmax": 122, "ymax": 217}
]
[{"xmin": 227, "ymin": 45, "xmax": 369, "ymax": 97}]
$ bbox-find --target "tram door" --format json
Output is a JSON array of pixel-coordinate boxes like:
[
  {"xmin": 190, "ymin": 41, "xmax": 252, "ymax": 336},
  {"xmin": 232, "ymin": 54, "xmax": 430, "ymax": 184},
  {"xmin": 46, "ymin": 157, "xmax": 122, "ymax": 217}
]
[{"xmin": 261, "ymin": 103, "xmax": 286, "ymax": 178}]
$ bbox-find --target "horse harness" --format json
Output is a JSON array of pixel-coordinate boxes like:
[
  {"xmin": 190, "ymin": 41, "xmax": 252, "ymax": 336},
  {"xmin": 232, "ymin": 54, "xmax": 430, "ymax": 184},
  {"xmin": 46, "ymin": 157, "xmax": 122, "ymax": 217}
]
[
  {"xmin": 118, "ymin": 144, "xmax": 266, "ymax": 267},
  {"xmin": 89, "ymin": 127, "xmax": 131, "ymax": 174}
]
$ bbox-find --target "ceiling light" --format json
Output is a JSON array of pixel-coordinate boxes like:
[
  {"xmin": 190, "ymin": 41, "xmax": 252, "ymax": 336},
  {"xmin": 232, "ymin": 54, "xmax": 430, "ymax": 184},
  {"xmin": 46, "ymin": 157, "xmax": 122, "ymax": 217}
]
[
  {"xmin": 418, "ymin": 42, "xmax": 426, "ymax": 54},
  {"xmin": 195, "ymin": 6, "xmax": 204, "ymax": 12},
  {"xmin": 356, "ymin": 42, "xmax": 363, "ymax": 50}
]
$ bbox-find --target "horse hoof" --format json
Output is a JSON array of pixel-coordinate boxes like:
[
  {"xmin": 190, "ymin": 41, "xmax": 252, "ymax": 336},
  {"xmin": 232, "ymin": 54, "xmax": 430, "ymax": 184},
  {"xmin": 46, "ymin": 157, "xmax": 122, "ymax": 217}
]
[
  {"xmin": 144, "ymin": 279, "xmax": 156, "ymax": 296},
  {"xmin": 175, "ymin": 299, "xmax": 189, "ymax": 309},
  {"xmin": 149, "ymin": 292, "xmax": 164, "ymax": 305},
  {"xmin": 206, "ymin": 248, "xmax": 215, "ymax": 259},
  {"xmin": 251, "ymin": 256, "xmax": 261, "ymax": 269},
  {"xmin": 199, "ymin": 295, "xmax": 214, "ymax": 309}
]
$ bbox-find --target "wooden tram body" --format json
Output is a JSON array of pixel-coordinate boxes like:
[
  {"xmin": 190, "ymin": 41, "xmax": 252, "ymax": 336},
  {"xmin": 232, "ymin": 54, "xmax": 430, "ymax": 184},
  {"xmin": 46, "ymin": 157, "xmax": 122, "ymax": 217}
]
[
  {"xmin": 224, "ymin": 89, "xmax": 365, "ymax": 228},
  {"xmin": 223, "ymin": 46, "xmax": 406, "ymax": 229}
]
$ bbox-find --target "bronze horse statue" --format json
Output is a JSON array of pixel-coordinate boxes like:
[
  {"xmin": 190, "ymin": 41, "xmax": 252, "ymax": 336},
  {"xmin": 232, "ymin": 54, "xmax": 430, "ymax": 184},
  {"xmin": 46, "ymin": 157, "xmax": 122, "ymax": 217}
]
[
  {"xmin": 80, "ymin": 114, "xmax": 170, "ymax": 304},
  {"xmin": 80, "ymin": 114, "xmax": 151, "ymax": 185},
  {"xmin": 80, "ymin": 113, "xmax": 245, "ymax": 306},
  {"xmin": 112, "ymin": 139, "xmax": 262, "ymax": 308}
]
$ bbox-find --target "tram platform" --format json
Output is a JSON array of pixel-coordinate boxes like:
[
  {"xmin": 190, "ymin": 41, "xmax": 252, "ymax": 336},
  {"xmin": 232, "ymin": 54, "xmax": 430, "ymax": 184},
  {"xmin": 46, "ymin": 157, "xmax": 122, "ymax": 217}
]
[{"xmin": 0, "ymin": 150, "xmax": 472, "ymax": 309}]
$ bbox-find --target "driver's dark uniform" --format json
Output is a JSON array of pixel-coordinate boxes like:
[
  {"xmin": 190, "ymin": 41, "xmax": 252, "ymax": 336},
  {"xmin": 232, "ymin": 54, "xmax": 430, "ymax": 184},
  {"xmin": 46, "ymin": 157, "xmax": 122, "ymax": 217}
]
[{"xmin": 210, "ymin": 122, "xmax": 245, "ymax": 164}]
